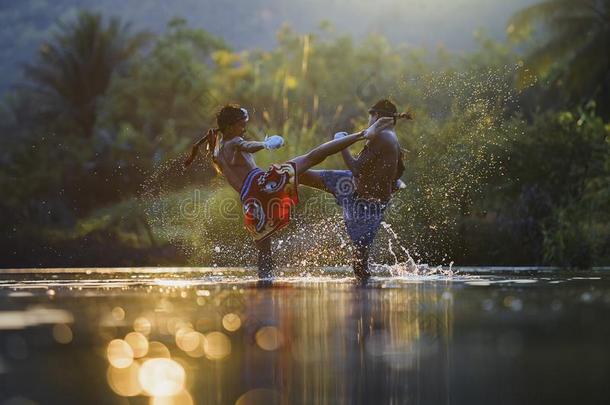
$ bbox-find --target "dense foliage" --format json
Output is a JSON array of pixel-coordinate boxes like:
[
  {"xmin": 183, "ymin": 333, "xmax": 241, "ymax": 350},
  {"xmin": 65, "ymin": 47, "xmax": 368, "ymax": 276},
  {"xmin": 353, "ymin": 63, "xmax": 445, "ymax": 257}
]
[{"xmin": 1, "ymin": 4, "xmax": 609, "ymax": 268}]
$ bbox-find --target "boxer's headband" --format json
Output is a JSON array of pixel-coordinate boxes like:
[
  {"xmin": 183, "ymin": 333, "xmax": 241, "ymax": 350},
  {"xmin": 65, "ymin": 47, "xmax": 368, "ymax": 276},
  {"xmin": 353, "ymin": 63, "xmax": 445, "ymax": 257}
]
[
  {"xmin": 232, "ymin": 107, "xmax": 249, "ymax": 124},
  {"xmin": 368, "ymin": 107, "xmax": 396, "ymax": 115}
]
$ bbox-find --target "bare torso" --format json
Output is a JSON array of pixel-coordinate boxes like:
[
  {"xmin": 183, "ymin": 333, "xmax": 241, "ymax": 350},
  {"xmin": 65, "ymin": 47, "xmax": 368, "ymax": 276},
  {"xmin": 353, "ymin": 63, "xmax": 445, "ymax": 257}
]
[
  {"xmin": 214, "ymin": 137, "xmax": 259, "ymax": 193},
  {"xmin": 354, "ymin": 129, "xmax": 402, "ymax": 201}
]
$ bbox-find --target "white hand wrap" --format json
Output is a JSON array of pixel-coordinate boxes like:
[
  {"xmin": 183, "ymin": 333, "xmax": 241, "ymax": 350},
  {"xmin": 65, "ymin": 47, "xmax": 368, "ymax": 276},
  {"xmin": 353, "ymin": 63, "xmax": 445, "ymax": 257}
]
[{"xmin": 264, "ymin": 135, "xmax": 284, "ymax": 150}]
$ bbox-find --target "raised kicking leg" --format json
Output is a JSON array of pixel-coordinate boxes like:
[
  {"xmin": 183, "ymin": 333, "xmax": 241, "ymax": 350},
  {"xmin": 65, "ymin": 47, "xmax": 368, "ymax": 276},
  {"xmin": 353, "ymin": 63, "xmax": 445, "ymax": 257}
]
[
  {"xmin": 299, "ymin": 170, "xmax": 334, "ymax": 192},
  {"xmin": 291, "ymin": 117, "xmax": 393, "ymax": 175}
]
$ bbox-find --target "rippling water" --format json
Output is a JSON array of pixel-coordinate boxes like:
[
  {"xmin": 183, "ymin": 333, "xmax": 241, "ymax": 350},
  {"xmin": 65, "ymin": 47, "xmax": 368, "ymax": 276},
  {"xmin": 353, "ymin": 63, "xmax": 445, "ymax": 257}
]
[{"xmin": 0, "ymin": 267, "xmax": 609, "ymax": 404}]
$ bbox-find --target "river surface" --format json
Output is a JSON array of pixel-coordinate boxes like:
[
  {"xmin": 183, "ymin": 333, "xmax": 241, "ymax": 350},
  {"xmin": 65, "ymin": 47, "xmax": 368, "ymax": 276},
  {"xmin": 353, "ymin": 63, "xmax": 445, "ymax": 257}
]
[{"xmin": 0, "ymin": 267, "xmax": 609, "ymax": 404}]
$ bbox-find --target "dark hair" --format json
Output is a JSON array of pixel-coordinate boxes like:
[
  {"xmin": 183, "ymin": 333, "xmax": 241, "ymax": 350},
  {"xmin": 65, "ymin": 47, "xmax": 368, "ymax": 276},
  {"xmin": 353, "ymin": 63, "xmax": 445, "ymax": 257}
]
[
  {"xmin": 217, "ymin": 104, "xmax": 247, "ymax": 131},
  {"xmin": 369, "ymin": 99, "xmax": 413, "ymax": 124},
  {"xmin": 183, "ymin": 104, "xmax": 248, "ymax": 170},
  {"xmin": 368, "ymin": 99, "xmax": 397, "ymax": 117}
]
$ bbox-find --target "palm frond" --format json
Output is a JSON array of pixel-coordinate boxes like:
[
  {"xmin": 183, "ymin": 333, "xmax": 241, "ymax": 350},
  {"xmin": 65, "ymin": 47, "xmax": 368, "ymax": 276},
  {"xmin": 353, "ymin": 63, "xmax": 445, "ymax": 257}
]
[
  {"xmin": 516, "ymin": 22, "xmax": 596, "ymax": 87},
  {"xmin": 508, "ymin": 0, "xmax": 596, "ymax": 42},
  {"xmin": 562, "ymin": 31, "xmax": 610, "ymax": 98},
  {"xmin": 20, "ymin": 11, "xmax": 150, "ymax": 136},
  {"xmin": 510, "ymin": 0, "xmax": 610, "ymax": 108}
]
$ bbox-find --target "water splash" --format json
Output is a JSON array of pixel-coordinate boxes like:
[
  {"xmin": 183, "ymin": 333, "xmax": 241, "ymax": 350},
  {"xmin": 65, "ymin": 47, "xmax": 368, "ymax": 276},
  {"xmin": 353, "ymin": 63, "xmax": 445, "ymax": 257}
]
[
  {"xmin": 138, "ymin": 158, "xmax": 455, "ymax": 278},
  {"xmin": 136, "ymin": 64, "xmax": 523, "ymax": 272},
  {"xmin": 376, "ymin": 222, "xmax": 454, "ymax": 278}
]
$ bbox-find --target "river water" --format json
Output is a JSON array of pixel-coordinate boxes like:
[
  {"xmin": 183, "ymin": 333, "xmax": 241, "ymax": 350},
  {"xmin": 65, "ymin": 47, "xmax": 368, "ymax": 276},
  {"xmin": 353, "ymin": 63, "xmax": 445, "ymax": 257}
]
[{"xmin": 0, "ymin": 267, "xmax": 609, "ymax": 404}]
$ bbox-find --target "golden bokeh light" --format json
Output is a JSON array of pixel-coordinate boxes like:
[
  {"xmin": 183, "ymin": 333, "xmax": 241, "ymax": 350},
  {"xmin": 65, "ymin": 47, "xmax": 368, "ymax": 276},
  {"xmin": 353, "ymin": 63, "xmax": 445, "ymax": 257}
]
[
  {"xmin": 175, "ymin": 328, "xmax": 206, "ymax": 358},
  {"xmin": 52, "ymin": 324, "xmax": 73, "ymax": 344},
  {"xmin": 255, "ymin": 327, "xmax": 282, "ymax": 351},
  {"xmin": 134, "ymin": 317, "xmax": 152, "ymax": 335},
  {"xmin": 222, "ymin": 313, "xmax": 241, "ymax": 332},
  {"xmin": 175, "ymin": 327, "xmax": 197, "ymax": 352},
  {"xmin": 147, "ymin": 341, "xmax": 171, "ymax": 359},
  {"xmin": 150, "ymin": 390, "xmax": 194, "ymax": 405},
  {"xmin": 111, "ymin": 307, "xmax": 125, "ymax": 321},
  {"xmin": 125, "ymin": 332, "xmax": 149, "ymax": 358},
  {"xmin": 204, "ymin": 331, "xmax": 231, "ymax": 360},
  {"xmin": 167, "ymin": 318, "xmax": 192, "ymax": 336},
  {"xmin": 107, "ymin": 339, "xmax": 134, "ymax": 369},
  {"xmin": 107, "ymin": 363, "xmax": 142, "ymax": 397},
  {"xmin": 187, "ymin": 333, "xmax": 206, "ymax": 358},
  {"xmin": 185, "ymin": 342, "xmax": 206, "ymax": 358},
  {"xmin": 139, "ymin": 358, "xmax": 185, "ymax": 397}
]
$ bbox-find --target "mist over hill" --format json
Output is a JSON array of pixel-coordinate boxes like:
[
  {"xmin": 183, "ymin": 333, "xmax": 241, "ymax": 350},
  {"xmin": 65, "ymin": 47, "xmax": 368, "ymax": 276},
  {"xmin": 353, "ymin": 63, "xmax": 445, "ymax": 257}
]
[{"xmin": 0, "ymin": 0, "xmax": 537, "ymax": 94}]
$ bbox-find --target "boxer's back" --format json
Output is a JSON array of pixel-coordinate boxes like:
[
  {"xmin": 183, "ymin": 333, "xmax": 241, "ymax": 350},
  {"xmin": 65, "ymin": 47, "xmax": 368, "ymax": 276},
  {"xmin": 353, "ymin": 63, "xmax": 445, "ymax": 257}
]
[{"xmin": 355, "ymin": 129, "xmax": 402, "ymax": 202}]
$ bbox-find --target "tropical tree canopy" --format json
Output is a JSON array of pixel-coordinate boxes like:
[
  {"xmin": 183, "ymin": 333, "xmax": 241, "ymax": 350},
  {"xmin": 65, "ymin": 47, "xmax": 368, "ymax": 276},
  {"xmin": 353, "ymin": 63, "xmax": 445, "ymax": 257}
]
[
  {"xmin": 508, "ymin": 0, "xmax": 610, "ymax": 113},
  {"xmin": 22, "ymin": 11, "xmax": 151, "ymax": 137}
]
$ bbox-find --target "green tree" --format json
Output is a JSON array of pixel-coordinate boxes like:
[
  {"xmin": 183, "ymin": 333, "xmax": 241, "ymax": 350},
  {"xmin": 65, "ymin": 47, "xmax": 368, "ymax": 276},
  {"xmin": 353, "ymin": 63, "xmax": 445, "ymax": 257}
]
[
  {"xmin": 23, "ymin": 11, "xmax": 151, "ymax": 137},
  {"xmin": 100, "ymin": 18, "xmax": 229, "ymax": 195},
  {"xmin": 508, "ymin": 0, "xmax": 610, "ymax": 114},
  {"xmin": 0, "ymin": 11, "xmax": 152, "ymax": 261}
]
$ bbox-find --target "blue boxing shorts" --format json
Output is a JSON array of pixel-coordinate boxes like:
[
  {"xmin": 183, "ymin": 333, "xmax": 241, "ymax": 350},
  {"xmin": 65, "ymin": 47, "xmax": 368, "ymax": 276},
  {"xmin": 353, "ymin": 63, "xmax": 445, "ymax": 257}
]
[{"xmin": 319, "ymin": 170, "xmax": 388, "ymax": 249}]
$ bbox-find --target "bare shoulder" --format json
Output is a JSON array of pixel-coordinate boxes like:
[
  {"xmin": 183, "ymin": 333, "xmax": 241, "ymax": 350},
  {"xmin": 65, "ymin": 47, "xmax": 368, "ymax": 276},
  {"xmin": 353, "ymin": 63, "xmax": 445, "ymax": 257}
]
[
  {"xmin": 224, "ymin": 136, "xmax": 244, "ymax": 148},
  {"xmin": 371, "ymin": 130, "xmax": 399, "ymax": 151},
  {"xmin": 225, "ymin": 136, "xmax": 244, "ymax": 144}
]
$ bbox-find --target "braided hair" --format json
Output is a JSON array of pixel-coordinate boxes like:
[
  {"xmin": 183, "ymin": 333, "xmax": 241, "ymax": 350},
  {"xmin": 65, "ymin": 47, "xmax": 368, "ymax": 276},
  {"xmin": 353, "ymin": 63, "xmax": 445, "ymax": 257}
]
[{"xmin": 183, "ymin": 104, "xmax": 249, "ymax": 170}]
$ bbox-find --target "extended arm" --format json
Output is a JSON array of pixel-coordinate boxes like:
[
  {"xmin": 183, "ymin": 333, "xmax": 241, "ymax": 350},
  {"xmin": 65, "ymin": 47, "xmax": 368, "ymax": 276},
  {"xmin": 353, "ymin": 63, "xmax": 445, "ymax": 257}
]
[
  {"xmin": 333, "ymin": 131, "xmax": 364, "ymax": 175},
  {"xmin": 233, "ymin": 138, "xmax": 266, "ymax": 153},
  {"xmin": 233, "ymin": 134, "xmax": 284, "ymax": 153}
]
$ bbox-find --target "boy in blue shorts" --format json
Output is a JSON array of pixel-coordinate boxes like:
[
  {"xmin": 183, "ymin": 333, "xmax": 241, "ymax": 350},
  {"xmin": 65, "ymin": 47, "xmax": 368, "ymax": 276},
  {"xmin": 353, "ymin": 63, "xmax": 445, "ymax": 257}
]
[{"xmin": 300, "ymin": 100, "xmax": 411, "ymax": 281}]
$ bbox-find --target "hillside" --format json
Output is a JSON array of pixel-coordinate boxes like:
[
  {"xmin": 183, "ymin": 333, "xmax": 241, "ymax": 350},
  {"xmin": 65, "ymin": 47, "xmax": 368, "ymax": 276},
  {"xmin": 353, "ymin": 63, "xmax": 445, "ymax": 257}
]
[{"xmin": 0, "ymin": 0, "xmax": 537, "ymax": 94}]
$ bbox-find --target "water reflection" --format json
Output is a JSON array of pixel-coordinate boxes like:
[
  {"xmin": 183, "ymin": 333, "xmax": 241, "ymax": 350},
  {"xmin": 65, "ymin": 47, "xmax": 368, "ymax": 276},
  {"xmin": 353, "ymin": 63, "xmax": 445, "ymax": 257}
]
[
  {"xmin": 92, "ymin": 279, "xmax": 456, "ymax": 404},
  {"xmin": 1, "ymin": 269, "xmax": 610, "ymax": 404}
]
